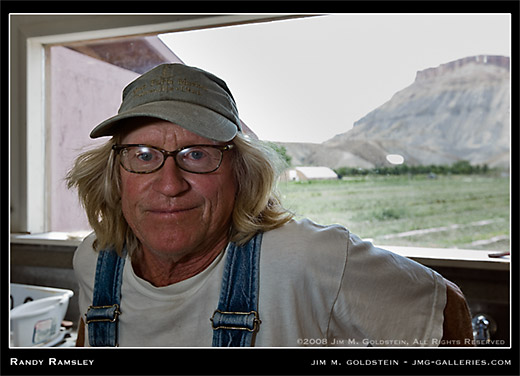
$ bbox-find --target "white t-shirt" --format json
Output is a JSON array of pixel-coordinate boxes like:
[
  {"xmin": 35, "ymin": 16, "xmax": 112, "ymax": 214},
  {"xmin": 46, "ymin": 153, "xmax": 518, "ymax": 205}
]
[{"xmin": 73, "ymin": 218, "xmax": 447, "ymax": 347}]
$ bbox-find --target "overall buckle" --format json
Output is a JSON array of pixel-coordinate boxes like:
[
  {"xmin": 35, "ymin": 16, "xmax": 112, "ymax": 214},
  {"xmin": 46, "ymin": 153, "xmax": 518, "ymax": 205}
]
[
  {"xmin": 210, "ymin": 309, "xmax": 261, "ymax": 332},
  {"xmin": 85, "ymin": 304, "xmax": 121, "ymax": 324}
]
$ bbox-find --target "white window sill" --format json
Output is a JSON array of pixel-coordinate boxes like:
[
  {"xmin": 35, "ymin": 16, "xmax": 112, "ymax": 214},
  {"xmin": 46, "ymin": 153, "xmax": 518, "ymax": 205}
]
[
  {"xmin": 10, "ymin": 232, "xmax": 510, "ymax": 271},
  {"xmin": 10, "ymin": 231, "xmax": 91, "ymax": 247},
  {"xmin": 382, "ymin": 244, "xmax": 510, "ymax": 271}
]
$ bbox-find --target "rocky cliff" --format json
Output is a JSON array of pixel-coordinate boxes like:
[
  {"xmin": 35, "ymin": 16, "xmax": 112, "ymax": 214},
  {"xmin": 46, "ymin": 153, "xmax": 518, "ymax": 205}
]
[{"xmin": 280, "ymin": 55, "xmax": 510, "ymax": 169}]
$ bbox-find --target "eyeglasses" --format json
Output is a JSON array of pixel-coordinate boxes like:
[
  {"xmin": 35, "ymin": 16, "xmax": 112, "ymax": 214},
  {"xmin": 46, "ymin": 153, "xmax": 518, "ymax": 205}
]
[{"xmin": 112, "ymin": 144, "xmax": 234, "ymax": 174}]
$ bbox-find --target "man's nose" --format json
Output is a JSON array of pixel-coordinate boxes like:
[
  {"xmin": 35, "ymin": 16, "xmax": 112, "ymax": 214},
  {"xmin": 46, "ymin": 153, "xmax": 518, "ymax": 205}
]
[{"xmin": 153, "ymin": 156, "xmax": 190, "ymax": 196}]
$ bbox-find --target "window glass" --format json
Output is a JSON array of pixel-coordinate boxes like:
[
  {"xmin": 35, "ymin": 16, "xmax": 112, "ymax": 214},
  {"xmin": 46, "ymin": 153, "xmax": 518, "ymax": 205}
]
[{"xmin": 46, "ymin": 15, "xmax": 510, "ymax": 254}]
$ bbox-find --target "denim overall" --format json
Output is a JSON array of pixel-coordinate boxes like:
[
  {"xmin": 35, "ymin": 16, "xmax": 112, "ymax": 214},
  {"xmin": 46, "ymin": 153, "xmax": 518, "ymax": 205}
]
[{"xmin": 85, "ymin": 233, "xmax": 263, "ymax": 347}]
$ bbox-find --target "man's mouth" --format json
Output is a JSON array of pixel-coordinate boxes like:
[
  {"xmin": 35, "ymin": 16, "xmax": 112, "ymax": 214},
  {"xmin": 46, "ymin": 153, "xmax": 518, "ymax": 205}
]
[{"xmin": 147, "ymin": 206, "xmax": 198, "ymax": 216}]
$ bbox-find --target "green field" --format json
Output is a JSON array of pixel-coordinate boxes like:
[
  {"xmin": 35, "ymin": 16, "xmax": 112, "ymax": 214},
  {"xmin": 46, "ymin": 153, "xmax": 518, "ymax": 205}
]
[{"xmin": 278, "ymin": 174, "xmax": 510, "ymax": 251}]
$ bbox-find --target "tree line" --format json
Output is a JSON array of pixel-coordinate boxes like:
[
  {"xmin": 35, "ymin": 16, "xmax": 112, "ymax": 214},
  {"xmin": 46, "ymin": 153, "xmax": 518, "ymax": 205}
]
[{"xmin": 334, "ymin": 160, "xmax": 497, "ymax": 178}]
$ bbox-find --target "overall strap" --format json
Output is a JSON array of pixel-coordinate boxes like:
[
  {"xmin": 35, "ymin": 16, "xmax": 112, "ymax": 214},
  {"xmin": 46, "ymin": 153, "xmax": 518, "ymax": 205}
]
[
  {"xmin": 85, "ymin": 248, "xmax": 127, "ymax": 347},
  {"xmin": 211, "ymin": 232, "xmax": 263, "ymax": 347}
]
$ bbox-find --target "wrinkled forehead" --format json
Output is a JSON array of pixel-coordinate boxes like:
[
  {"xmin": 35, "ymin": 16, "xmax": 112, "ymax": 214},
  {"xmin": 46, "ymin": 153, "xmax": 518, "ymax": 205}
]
[{"xmin": 115, "ymin": 117, "xmax": 224, "ymax": 147}]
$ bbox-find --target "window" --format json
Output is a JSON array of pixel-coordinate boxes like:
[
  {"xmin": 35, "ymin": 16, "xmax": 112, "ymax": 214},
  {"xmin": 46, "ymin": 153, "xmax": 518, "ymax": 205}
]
[{"xmin": 11, "ymin": 14, "xmax": 511, "ymax": 256}]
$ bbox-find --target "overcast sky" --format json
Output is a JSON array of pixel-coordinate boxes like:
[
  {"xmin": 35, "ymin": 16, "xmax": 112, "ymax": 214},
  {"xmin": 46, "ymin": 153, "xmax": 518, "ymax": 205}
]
[{"xmin": 160, "ymin": 14, "xmax": 511, "ymax": 143}]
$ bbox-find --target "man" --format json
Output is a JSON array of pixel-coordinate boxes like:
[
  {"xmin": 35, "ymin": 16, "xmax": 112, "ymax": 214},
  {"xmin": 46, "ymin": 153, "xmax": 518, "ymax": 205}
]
[{"xmin": 68, "ymin": 63, "xmax": 474, "ymax": 347}]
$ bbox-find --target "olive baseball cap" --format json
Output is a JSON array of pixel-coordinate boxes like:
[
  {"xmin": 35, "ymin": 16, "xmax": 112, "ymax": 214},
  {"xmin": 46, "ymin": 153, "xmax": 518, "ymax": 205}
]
[{"xmin": 90, "ymin": 64, "xmax": 241, "ymax": 141}]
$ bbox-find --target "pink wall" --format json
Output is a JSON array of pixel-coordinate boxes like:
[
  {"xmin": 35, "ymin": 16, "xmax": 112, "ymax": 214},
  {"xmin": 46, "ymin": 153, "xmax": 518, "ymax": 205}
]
[{"xmin": 48, "ymin": 46, "xmax": 139, "ymax": 231}]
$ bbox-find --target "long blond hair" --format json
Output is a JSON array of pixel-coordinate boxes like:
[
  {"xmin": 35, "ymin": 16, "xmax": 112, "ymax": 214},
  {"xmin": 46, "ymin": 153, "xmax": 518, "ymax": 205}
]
[{"xmin": 66, "ymin": 133, "xmax": 293, "ymax": 255}]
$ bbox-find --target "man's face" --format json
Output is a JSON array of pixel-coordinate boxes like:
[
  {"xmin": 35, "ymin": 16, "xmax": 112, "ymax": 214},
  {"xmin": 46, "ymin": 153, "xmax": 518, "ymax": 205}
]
[{"xmin": 119, "ymin": 118, "xmax": 237, "ymax": 262}]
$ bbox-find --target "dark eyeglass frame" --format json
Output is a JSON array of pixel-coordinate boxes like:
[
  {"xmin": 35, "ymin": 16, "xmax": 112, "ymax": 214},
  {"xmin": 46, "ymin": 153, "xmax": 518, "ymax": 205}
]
[{"xmin": 112, "ymin": 143, "xmax": 234, "ymax": 174}]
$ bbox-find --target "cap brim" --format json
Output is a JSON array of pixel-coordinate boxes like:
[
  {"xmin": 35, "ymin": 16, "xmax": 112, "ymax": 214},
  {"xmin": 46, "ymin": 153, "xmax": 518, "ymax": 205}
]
[{"xmin": 90, "ymin": 101, "xmax": 239, "ymax": 142}]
